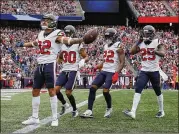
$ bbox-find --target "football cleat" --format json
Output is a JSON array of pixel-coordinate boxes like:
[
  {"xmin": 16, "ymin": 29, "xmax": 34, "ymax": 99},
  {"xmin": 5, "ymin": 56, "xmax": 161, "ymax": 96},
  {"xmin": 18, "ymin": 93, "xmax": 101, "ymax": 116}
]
[
  {"xmin": 80, "ymin": 110, "xmax": 93, "ymax": 118},
  {"xmin": 104, "ymin": 108, "xmax": 112, "ymax": 118},
  {"xmin": 60, "ymin": 103, "xmax": 70, "ymax": 115},
  {"xmin": 22, "ymin": 116, "xmax": 40, "ymax": 125},
  {"xmin": 123, "ymin": 109, "xmax": 136, "ymax": 119},
  {"xmin": 72, "ymin": 110, "xmax": 79, "ymax": 118},
  {"xmin": 51, "ymin": 118, "xmax": 58, "ymax": 126},
  {"xmin": 156, "ymin": 111, "xmax": 165, "ymax": 118}
]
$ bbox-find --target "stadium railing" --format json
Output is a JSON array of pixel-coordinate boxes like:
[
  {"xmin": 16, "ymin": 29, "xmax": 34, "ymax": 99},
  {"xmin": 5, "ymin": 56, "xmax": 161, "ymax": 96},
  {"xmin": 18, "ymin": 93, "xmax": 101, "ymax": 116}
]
[{"xmin": 0, "ymin": 14, "xmax": 84, "ymax": 21}]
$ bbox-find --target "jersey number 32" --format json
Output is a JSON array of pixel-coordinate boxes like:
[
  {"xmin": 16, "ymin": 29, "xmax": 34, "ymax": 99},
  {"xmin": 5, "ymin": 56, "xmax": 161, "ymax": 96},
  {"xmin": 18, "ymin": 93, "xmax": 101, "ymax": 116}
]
[{"xmin": 38, "ymin": 40, "xmax": 51, "ymax": 55}]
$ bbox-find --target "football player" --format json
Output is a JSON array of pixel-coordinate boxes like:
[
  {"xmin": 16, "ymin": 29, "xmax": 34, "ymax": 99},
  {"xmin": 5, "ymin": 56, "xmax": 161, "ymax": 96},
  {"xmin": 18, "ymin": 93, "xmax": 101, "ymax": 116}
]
[
  {"xmin": 16, "ymin": 14, "xmax": 87, "ymax": 126},
  {"xmin": 80, "ymin": 28, "xmax": 125, "ymax": 118},
  {"xmin": 55, "ymin": 25, "xmax": 89, "ymax": 117},
  {"xmin": 123, "ymin": 25, "xmax": 165, "ymax": 119}
]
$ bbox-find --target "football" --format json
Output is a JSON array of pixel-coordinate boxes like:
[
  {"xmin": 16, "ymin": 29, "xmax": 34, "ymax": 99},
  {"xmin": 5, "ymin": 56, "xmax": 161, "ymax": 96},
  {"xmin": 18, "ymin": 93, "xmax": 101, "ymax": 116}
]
[{"xmin": 83, "ymin": 28, "xmax": 98, "ymax": 44}]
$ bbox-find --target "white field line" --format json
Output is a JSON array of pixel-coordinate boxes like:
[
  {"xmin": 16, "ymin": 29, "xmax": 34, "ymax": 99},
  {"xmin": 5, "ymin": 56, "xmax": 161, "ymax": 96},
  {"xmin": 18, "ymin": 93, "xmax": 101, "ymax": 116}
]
[
  {"xmin": 1, "ymin": 96, "xmax": 12, "ymax": 98},
  {"xmin": 12, "ymin": 90, "xmax": 119, "ymax": 133},
  {"xmin": 1, "ymin": 98, "xmax": 11, "ymax": 101}
]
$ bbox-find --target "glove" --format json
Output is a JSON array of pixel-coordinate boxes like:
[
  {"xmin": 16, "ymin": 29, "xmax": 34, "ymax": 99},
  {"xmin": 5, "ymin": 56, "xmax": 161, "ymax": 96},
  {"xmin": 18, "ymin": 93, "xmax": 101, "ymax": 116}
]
[
  {"xmin": 112, "ymin": 72, "xmax": 119, "ymax": 84},
  {"xmin": 16, "ymin": 41, "xmax": 24, "ymax": 47},
  {"xmin": 79, "ymin": 59, "xmax": 85, "ymax": 68}
]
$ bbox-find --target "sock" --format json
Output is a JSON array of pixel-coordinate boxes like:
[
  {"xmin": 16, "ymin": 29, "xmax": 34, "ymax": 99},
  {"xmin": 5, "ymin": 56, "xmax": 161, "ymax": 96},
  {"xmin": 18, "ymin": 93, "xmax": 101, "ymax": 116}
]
[
  {"xmin": 50, "ymin": 95, "xmax": 58, "ymax": 120},
  {"xmin": 56, "ymin": 91, "xmax": 66, "ymax": 105},
  {"xmin": 103, "ymin": 92, "xmax": 112, "ymax": 108},
  {"xmin": 67, "ymin": 95, "xmax": 77, "ymax": 111},
  {"xmin": 32, "ymin": 96, "xmax": 40, "ymax": 119},
  {"xmin": 88, "ymin": 87, "xmax": 96, "ymax": 110},
  {"xmin": 131, "ymin": 93, "xmax": 141, "ymax": 113},
  {"xmin": 157, "ymin": 94, "xmax": 164, "ymax": 112}
]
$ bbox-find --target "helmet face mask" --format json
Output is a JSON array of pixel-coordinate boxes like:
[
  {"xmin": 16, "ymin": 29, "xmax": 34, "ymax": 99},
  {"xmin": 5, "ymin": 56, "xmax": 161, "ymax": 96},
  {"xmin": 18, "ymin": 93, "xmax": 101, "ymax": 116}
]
[
  {"xmin": 64, "ymin": 31, "xmax": 72, "ymax": 37},
  {"xmin": 41, "ymin": 18, "xmax": 51, "ymax": 30},
  {"xmin": 104, "ymin": 28, "xmax": 117, "ymax": 46},
  {"xmin": 105, "ymin": 34, "xmax": 114, "ymax": 45},
  {"xmin": 142, "ymin": 25, "xmax": 155, "ymax": 43},
  {"xmin": 64, "ymin": 25, "xmax": 75, "ymax": 37},
  {"xmin": 40, "ymin": 14, "xmax": 57, "ymax": 30}
]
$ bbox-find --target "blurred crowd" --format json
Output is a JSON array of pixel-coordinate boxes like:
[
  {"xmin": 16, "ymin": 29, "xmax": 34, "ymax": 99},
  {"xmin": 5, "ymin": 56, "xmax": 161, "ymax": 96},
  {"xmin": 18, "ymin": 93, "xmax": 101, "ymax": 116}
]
[
  {"xmin": 168, "ymin": 0, "xmax": 179, "ymax": 15},
  {"xmin": 0, "ymin": 0, "xmax": 78, "ymax": 16},
  {"xmin": 132, "ymin": 0, "xmax": 172, "ymax": 16},
  {"xmin": 1, "ymin": 25, "xmax": 178, "ymax": 89},
  {"xmin": 1, "ymin": 27, "xmax": 39, "ymax": 78}
]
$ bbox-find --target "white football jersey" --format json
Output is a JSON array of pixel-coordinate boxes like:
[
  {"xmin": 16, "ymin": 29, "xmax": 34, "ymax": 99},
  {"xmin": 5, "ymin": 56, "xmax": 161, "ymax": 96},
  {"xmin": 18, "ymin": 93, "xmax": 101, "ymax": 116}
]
[
  {"xmin": 36, "ymin": 29, "xmax": 63, "ymax": 64},
  {"xmin": 139, "ymin": 38, "xmax": 161, "ymax": 72},
  {"xmin": 102, "ymin": 41, "xmax": 121, "ymax": 73},
  {"xmin": 60, "ymin": 43, "xmax": 83, "ymax": 71}
]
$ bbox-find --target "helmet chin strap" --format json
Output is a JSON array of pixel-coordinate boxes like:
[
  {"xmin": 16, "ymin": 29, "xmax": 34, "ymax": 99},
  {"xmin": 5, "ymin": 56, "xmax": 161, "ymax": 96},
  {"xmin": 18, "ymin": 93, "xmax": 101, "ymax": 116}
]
[
  {"xmin": 41, "ymin": 26, "xmax": 48, "ymax": 30},
  {"xmin": 41, "ymin": 25, "xmax": 55, "ymax": 30},
  {"xmin": 143, "ymin": 37, "xmax": 150, "ymax": 40}
]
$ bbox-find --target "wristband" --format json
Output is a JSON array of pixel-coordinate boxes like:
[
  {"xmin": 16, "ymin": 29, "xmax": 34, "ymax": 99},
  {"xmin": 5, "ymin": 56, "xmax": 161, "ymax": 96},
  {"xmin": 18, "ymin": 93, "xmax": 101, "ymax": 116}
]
[
  {"xmin": 61, "ymin": 37, "xmax": 64, "ymax": 44},
  {"xmin": 31, "ymin": 42, "xmax": 35, "ymax": 47},
  {"xmin": 68, "ymin": 38, "xmax": 72, "ymax": 45}
]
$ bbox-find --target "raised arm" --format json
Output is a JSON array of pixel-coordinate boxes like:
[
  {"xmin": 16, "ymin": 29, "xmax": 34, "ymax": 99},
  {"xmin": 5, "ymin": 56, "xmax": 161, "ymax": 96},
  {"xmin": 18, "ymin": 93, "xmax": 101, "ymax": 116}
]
[
  {"xmin": 55, "ymin": 31, "xmax": 83, "ymax": 46},
  {"xmin": 78, "ymin": 48, "xmax": 89, "ymax": 68},
  {"xmin": 79, "ymin": 48, "xmax": 89, "ymax": 63},
  {"xmin": 16, "ymin": 40, "xmax": 38, "ymax": 47},
  {"xmin": 130, "ymin": 32, "xmax": 143, "ymax": 55}
]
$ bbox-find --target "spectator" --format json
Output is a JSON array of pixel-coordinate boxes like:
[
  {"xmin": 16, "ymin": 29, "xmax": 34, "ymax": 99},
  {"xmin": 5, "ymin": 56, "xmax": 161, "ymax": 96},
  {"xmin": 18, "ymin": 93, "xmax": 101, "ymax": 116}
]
[
  {"xmin": 1, "ymin": 25, "xmax": 178, "ymax": 90},
  {"xmin": 132, "ymin": 0, "xmax": 171, "ymax": 16},
  {"xmin": 21, "ymin": 74, "xmax": 24, "ymax": 88},
  {"xmin": 0, "ymin": 0, "xmax": 78, "ymax": 16}
]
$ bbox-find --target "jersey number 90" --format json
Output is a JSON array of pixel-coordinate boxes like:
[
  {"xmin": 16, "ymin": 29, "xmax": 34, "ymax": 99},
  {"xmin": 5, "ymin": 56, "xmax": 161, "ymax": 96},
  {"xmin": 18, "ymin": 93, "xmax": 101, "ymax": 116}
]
[{"xmin": 61, "ymin": 51, "xmax": 76, "ymax": 63}]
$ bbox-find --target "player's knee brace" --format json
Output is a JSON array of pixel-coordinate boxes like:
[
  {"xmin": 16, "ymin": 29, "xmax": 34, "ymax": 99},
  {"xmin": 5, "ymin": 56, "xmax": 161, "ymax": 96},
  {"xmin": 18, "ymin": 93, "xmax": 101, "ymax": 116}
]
[{"xmin": 153, "ymin": 87, "xmax": 161, "ymax": 96}]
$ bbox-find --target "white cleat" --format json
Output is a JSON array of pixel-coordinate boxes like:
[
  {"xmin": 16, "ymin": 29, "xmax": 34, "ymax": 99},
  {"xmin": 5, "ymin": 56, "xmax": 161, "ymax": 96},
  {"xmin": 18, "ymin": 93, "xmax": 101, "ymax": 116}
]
[
  {"xmin": 156, "ymin": 111, "xmax": 165, "ymax": 118},
  {"xmin": 104, "ymin": 108, "xmax": 112, "ymax": 118},
  {"xmin": 72, "ymin": 110, "xmax": 79, "ymax": 118},
  {"xmin": 123, "ymin": 110, "xmax": 136, "ymax": 119},
  {"xmin": 80, "ymin": 109, "xmax": 93, "ymax": 118},
  {"xmin": 22, "ymin": 116, "xmax": 40, "ymax": 125},
  {"xmin": 51, "ymin": 119, "xmax": 58, "ymax": 126},
  {"xmin": 60, "ymin": 103, "xmax": 70, "ymax": 115}
]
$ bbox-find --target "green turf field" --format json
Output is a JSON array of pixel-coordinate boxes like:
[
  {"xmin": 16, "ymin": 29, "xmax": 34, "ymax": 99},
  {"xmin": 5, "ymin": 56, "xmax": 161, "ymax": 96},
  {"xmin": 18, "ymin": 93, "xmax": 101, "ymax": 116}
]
[{"xmin": 1, "ymin": 89, "xmax": 178, "ymax": 133}]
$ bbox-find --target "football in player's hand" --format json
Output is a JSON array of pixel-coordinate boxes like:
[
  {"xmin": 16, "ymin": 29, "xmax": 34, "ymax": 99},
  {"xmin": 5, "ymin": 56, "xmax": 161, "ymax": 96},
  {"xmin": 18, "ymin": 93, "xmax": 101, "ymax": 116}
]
[{"xmin": 83, "ymin": 28, "xmax": 98, "ymax": 44}]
